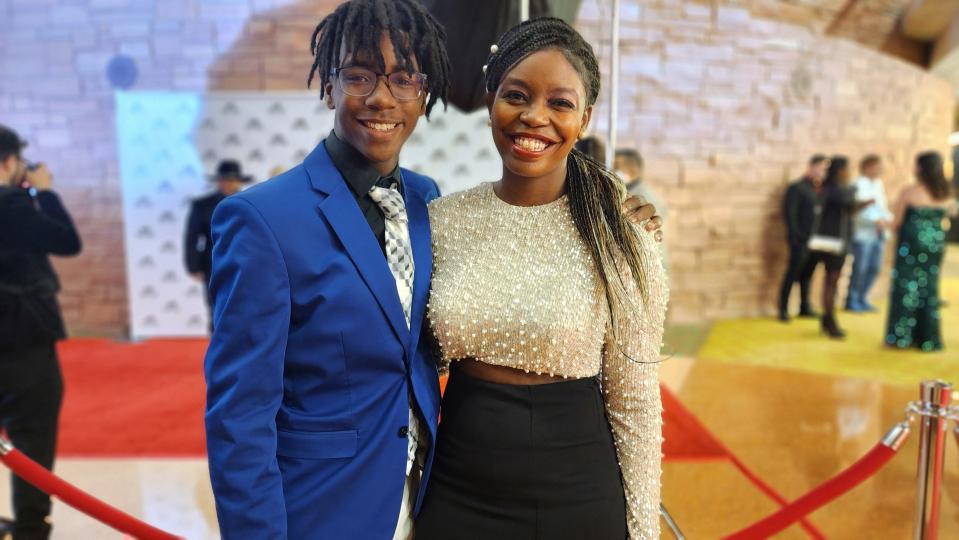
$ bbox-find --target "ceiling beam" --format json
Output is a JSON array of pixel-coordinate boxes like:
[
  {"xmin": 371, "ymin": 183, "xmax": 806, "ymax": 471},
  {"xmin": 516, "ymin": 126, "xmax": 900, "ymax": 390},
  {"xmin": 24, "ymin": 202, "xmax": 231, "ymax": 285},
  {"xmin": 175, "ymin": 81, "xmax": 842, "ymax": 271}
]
[
  {"xmin": 825, "ymin": 0, "xmax": 860, "ymax": 35},
  {"xmin": 902, "ymin": 0, "xmax": 959, "ymax": 41}
]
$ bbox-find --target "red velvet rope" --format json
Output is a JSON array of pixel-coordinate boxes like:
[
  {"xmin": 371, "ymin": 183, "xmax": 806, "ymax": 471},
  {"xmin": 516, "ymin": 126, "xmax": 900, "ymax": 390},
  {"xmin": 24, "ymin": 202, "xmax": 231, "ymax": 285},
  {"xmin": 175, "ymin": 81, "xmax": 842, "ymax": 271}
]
[
  {"xmin": 722, "ymin": 441, "xmax": 899, "ymax": 539},
  {"xmin": 0, "ymin": 446, "xmax": 181, "ymax": 540}
]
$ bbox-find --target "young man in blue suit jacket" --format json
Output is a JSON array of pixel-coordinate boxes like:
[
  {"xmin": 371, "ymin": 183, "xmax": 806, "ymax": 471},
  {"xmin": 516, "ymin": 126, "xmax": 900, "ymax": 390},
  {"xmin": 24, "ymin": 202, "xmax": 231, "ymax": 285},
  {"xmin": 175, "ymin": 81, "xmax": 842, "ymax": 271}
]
[
  {"xmin": 204, "ymin": 2, "xmax": 451, "ymax": 538},
  {"xmin": 204, "ymin": 1, "xmax": 662, "ymax": 538}
]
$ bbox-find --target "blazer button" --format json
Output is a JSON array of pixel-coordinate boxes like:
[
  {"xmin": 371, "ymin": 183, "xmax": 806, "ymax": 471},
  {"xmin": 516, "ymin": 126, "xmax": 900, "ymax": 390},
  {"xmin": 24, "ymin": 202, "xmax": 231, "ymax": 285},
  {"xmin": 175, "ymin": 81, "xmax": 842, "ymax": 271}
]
[{"xmin": 398, "ymin": 426, "xmax": 409, "ymax": 438}]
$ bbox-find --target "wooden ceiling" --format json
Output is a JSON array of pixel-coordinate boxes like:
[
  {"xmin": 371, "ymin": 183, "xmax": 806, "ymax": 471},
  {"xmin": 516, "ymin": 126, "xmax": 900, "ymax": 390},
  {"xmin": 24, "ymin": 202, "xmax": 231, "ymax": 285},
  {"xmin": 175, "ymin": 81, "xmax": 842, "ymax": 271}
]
[
  {"xmin": 720, "ymin": 0, "xmax": 959, "ymax": 95},
  {"xmin": 902, "ymin": 0, "xmax": 959, "ymax": 40}
]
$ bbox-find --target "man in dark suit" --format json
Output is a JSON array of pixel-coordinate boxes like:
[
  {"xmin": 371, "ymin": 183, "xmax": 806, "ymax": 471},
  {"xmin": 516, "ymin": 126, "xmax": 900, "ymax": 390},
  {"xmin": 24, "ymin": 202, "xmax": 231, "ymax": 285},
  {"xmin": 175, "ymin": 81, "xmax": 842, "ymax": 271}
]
[
  {"xmin": 183, "ymin": 159, "xmax": 251, "ymax": 318},
  {"xmin": 0, "ymin": 124, "xmax": 81, "ymax": 540},
  {"xmin": 778, "ymin": 154, "xmax": 829, "ymax": 322}
]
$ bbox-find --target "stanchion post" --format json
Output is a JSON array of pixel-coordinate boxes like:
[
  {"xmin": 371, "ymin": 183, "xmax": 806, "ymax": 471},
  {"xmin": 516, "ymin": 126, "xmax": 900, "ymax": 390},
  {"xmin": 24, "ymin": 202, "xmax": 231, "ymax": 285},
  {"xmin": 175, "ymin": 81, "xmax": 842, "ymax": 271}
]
[
  {"xmin": 660, "ymin": 503, "xmax": 685, "ymax": 540},
  {"xmin": 0, "ymin": 436, "xmax": 12, "ymax": 456},
  {"xmin": 913, "ymin": 380, "xmax": 952, "ymax": 540}
]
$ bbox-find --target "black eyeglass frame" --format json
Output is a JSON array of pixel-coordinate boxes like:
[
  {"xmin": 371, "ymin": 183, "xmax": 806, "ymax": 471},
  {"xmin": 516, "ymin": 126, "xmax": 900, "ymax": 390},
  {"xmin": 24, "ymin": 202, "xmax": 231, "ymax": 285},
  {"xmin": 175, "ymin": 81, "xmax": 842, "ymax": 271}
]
[{"xmin": 330, "ymin": 67, "xmax": 429, "ymax": 101}]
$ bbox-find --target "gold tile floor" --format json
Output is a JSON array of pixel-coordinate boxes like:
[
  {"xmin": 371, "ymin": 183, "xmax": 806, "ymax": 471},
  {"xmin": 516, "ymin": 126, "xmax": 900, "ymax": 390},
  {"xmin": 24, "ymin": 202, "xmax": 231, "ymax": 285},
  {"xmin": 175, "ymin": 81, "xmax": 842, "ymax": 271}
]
[{"xmin": 661, "ymin": 358, "xmax": 959, "ymax": 539}]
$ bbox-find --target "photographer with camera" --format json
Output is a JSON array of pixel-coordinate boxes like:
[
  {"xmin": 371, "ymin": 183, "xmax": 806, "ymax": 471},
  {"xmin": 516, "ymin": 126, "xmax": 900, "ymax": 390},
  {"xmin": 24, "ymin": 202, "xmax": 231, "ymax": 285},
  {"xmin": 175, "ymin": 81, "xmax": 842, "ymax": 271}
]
[{"xmin": 0, "ymin": 124, "xmax": 81, "ymax": 540}]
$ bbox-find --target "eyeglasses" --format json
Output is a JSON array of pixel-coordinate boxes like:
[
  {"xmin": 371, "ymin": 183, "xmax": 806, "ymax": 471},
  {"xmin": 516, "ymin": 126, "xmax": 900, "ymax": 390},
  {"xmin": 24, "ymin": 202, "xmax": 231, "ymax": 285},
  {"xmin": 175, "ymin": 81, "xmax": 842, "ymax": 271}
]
[{"xmin": 332, "ymin": 67, "xmax": 428, "ymax": 101}]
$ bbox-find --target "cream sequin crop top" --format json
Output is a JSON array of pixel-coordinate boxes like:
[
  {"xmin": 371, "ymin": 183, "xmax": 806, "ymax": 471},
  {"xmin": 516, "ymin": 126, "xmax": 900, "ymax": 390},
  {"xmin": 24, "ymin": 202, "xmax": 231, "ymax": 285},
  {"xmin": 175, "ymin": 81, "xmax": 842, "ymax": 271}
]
[{"xmin": 427, "ymin": 182, "xmax": 668, "ymax": 539}]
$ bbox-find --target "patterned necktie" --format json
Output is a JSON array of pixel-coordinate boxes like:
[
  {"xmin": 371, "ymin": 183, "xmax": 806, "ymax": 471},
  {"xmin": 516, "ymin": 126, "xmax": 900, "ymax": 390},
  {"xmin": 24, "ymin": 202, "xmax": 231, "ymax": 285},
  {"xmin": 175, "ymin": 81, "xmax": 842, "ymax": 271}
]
[
  {"xmin": 369, "ymin": 183, "xmax": 415, "ymax": 327},
  {"xmin": 369, "ymin": 182, "xmax": 422, "ymax": 486}
]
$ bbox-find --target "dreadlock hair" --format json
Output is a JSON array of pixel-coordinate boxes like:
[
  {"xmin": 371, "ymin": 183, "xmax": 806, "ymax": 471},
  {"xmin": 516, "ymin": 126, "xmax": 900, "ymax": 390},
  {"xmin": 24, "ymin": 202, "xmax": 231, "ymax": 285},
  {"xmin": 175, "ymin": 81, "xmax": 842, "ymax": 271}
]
[
  {"xmin": 307, "ymin": 0, "xmax": 451, "ymax": 117},
  {"xmin": 484, "ymin": 17, "xmax": 651, "ymax": 354}
]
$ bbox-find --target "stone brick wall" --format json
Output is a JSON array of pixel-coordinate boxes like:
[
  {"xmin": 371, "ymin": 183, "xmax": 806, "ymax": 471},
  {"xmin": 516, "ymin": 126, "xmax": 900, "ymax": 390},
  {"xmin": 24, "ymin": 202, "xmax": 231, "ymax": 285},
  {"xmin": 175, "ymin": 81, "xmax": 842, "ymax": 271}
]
[
  {"xmin": 0, "ymin": 0, "xmax": 952, "ymax": 333},
  {"xmin": 579, "ymin": 1, "xmax": 953, "ymax": 321}
]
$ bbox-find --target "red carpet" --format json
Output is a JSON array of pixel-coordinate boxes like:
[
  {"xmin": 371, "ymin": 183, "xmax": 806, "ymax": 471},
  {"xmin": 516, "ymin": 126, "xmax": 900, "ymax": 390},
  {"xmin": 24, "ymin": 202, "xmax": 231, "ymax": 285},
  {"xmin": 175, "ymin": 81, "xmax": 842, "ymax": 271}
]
[
  {"xmin": 57, "ymin": 339, "xmax": 208, "ymax": 457},
  {"xmin": 56, "ymin": 338, "xmax": 727, "ymax": 461}
]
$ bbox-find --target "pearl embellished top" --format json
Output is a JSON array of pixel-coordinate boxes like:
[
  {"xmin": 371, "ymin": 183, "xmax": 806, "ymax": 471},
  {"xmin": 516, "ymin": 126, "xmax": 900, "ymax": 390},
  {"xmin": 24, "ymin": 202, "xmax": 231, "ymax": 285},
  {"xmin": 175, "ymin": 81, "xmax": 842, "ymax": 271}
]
[{"xmin": 427, "ymin": 182, "xmax": 667, "ymax": 539}]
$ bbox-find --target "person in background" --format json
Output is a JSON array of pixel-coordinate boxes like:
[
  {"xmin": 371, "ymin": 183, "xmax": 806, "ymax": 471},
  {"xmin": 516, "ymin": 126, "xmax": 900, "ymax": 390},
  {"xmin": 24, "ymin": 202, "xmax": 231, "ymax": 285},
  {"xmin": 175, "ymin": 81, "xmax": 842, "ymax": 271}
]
[
  {"xmin": 845, "ymin": 155, "xmax": 892, "ymax": 312},
  {"xmin": 574, "ymin": 138, "xmax": 665, "ymax": 242},
  {"xmin": 574, "ymin": 135, "xmax": 604, "ymax": 162},
  {"xmin": 616, "ymin": 148, "xmax": 669, "ymax": 268},
  {"xmin": 813, "ymin": 156, "xmax": 873, "ymax": 339},
  {"xmin": 183, "ymin": 159, "xmax": 251, "ymax": 321},
  {"xmin": 0, "ymin": 124, "xmax": 81, "ymax": 540},
  {"xmin": 885, "ymin": 151, "xmax": 957, "ymax": 351},
  {"xmin": 778, "ymin": 154, "xmax": 828, "ymax": 322}
]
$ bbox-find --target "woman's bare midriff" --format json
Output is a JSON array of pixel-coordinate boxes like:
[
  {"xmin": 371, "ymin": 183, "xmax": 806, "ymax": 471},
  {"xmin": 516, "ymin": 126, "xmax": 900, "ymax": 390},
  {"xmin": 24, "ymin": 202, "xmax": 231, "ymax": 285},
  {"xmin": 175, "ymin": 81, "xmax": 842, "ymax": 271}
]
[{"xmin": 454, "ymin": 358, "xmax": 567, "ymax": 385}]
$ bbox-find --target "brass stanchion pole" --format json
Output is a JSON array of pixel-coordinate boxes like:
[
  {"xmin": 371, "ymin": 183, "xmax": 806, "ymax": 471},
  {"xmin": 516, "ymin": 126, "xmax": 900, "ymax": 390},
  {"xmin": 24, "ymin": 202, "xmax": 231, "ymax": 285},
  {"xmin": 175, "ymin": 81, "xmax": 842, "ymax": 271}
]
[{"xmin": 913, "ymin": 380, "xmax": 952, "ymax": 540}]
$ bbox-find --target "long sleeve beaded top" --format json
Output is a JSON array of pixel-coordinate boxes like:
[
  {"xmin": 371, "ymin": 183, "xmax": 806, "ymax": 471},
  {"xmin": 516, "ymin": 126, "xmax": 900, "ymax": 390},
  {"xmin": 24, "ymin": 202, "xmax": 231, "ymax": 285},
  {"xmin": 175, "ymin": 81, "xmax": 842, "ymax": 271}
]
[{"xmin": 426, "ymin": 182, "xmax": 668, "ymax": 539}]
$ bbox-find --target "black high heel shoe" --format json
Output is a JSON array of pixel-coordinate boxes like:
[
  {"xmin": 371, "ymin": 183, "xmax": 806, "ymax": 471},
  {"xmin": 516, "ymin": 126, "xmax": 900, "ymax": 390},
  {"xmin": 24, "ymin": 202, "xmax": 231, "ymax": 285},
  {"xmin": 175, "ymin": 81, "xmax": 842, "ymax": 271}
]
[{"xmin": 820, "ymin": 314, "xmax": 846, "ymax": 339}]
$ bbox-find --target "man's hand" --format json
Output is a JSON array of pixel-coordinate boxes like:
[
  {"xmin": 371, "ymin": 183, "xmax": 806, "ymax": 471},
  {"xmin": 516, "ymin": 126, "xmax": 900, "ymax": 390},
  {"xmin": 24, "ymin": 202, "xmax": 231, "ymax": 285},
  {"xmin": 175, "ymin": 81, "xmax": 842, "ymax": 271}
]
[
  {"xmin": 26, "ymin": 164, "xmax": 53, "ymax": 190},
  {"xmin": 623, "ymin": 195, "xmax": 664, "ymax": 242}
]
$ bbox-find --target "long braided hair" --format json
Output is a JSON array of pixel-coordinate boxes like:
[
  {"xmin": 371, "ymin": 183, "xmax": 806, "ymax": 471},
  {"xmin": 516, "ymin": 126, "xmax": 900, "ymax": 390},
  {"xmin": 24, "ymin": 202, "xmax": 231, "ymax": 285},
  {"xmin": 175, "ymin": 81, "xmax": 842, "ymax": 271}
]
[
  {"xmin": 484, "ymin": 17, "xmax": 650, "ymax": 345},
  {"xmin": 307, "ymin": 0, "xmax": 451, "ymax": 117}
]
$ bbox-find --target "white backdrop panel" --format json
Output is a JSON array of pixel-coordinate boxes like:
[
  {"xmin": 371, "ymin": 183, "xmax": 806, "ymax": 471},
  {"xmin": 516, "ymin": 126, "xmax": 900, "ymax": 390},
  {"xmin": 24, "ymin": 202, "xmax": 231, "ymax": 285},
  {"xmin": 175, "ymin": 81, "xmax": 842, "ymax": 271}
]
[{"xmin": 117, "ymin": 91, "xmax": 500, "ymax": 338}]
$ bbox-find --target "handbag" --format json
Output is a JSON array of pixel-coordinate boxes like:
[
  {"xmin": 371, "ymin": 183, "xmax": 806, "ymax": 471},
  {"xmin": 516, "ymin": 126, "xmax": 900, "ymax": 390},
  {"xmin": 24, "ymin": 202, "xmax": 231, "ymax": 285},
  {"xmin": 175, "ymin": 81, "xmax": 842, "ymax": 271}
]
[
  {"xmin": 807, "ymin": 195, "xmax": 848, "ymax": 255},
  {"xmin": 807, "ymin": 234, "xmax": 844, "ymax": 254}
]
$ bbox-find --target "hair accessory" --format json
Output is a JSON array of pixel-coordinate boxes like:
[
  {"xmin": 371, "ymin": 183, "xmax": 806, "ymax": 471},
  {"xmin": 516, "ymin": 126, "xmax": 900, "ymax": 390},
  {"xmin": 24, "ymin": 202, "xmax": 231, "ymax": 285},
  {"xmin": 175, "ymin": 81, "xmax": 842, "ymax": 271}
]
[{"xmin": 490, "ymin": 44, "xmax": 499, "ymax": 54}]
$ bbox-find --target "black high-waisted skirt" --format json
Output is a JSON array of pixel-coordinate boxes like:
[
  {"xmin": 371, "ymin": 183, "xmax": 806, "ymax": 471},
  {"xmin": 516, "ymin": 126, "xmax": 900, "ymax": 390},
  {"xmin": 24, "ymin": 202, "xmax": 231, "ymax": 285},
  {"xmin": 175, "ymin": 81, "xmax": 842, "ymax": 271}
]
[{"xmin": 415, "ymin": 363, "xmax": 627, "ymax": 540}]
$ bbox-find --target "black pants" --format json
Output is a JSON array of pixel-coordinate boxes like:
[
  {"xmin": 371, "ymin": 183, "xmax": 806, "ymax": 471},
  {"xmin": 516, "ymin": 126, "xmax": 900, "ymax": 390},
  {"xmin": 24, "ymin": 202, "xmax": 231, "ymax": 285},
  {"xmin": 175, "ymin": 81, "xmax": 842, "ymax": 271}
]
[
  {"xmin": 416, "ymin": 365, "xmax": 627, "ymax": 540},
  {"xmin": 0, "ymin": 344, "xmax": 63, "ymax": 540},
  {"xmin": 779, "ymin": 243, "xmax": 817, "ymax": 315}
]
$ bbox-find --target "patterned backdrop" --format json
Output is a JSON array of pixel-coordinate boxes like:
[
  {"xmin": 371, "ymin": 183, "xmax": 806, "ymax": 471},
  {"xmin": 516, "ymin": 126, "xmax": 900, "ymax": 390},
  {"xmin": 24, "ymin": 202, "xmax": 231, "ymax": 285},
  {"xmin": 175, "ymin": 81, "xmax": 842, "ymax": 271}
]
[{"xmin": 117, "ymin": 91, "xmax": 501, "ymax": 338}]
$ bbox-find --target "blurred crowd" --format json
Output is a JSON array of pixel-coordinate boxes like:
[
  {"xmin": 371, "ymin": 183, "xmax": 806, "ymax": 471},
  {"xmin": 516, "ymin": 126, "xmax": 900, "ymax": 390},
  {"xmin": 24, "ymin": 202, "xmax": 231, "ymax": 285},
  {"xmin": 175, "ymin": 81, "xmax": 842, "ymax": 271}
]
[{"xmin": 778, "ymin": 152, "xmax": 958, "ymax": 350}]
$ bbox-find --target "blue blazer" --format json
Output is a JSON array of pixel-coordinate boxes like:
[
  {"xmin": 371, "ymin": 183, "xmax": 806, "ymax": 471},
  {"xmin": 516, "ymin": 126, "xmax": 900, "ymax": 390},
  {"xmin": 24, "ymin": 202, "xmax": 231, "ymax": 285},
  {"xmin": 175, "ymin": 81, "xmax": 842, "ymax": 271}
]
[{"xmin": 204, "ymin": 143, "xmax": 442, "ymax": 539}]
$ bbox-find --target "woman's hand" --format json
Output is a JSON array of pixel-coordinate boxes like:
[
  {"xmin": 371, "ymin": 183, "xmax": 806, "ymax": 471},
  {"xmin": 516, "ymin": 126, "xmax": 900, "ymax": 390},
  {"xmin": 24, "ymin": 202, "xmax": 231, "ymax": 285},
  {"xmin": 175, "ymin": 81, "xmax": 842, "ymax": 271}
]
[{"xmin": 623, "ymin": 195, "xmax": 664, "ymax": 242}]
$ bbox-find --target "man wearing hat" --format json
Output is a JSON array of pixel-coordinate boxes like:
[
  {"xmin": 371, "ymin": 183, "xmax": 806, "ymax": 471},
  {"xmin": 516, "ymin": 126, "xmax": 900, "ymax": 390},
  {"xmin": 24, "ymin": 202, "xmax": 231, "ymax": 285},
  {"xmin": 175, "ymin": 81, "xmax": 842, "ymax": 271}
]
[
  {"xmin": 0, "ymin": 124, "xmax": 81, "ymax": 540},
  {"xmin": 184, "ymin": 159, "xmax": 252, "ymax": 324}
]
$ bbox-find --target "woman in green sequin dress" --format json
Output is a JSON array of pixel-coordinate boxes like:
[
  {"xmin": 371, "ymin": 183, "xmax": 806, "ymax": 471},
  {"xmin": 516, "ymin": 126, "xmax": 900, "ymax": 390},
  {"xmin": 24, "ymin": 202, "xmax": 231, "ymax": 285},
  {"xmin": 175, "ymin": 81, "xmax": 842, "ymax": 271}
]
[{"xmin": 885, "ymin": 152, "xmax": 956, "ymax": 351}]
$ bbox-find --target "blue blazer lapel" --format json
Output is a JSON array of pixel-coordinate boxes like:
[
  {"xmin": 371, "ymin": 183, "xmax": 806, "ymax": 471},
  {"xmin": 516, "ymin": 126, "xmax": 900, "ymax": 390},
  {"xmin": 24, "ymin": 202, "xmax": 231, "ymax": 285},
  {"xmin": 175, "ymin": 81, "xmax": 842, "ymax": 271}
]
[
  {"xmin": 404, "ymin": 183, "xmax": 432, "ymax": 355},
  {"xmin": 305, "ymin": 144, "xmax": 411, "ymax": 355}
]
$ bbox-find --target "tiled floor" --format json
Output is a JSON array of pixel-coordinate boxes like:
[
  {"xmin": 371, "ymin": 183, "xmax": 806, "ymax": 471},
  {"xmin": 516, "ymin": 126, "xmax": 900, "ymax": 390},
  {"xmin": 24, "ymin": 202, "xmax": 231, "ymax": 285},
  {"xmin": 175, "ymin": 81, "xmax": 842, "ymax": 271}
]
[
  {"xmin": 2, "ymin": 251, "xmax": 956, "ymax": 538},
  {"xmin": 0, "ymin": 459, "xmax": 218, "ymax": 539}
]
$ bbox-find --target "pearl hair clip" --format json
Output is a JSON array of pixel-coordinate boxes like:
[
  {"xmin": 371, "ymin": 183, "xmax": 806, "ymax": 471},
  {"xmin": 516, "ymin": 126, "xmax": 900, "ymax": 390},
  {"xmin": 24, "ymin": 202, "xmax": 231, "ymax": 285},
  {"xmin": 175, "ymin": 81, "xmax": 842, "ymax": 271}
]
[{"xmin": 483, "ymin": 44, "xmax": 499, "ymax": 74}]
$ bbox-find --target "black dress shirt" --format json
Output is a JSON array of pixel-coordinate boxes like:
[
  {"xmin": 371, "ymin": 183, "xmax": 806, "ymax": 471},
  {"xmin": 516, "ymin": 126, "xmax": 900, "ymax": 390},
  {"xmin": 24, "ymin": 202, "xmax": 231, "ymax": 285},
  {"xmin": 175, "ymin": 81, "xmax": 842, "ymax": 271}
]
[
  {"xmin": 783, "ymin": 176, "xmax": 821, "ymax": 247},
  {"xmin": 324, "ymin": 130, "xmax": 403, "ymax": 256}
]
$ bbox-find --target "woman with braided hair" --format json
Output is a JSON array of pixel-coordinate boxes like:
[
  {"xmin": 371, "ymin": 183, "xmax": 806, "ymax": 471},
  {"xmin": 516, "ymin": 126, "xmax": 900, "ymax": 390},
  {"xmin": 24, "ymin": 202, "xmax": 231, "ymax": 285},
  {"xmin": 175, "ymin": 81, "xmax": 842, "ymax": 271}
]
[{"xmin": 418, "ymin": 17, "xmax": 667, "ymax": 540}]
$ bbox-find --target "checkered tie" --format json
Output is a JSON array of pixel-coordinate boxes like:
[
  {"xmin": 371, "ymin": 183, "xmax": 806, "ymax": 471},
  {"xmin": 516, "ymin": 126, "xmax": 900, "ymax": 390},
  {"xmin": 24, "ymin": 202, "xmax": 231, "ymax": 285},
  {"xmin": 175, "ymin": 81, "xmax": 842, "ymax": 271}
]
[
  {"xmin": 369, "ymin": 183, "xmax": 423, "ymax": 487},
  {"xmin": 369, "ymin": 184, "xmax": 415, "ymax": 326}
]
